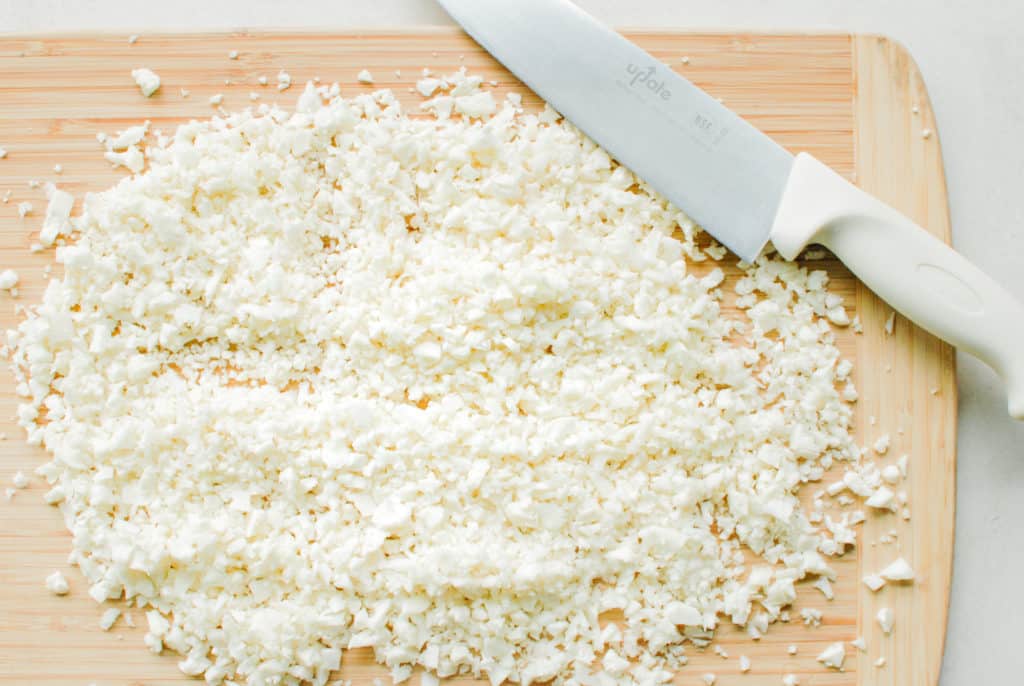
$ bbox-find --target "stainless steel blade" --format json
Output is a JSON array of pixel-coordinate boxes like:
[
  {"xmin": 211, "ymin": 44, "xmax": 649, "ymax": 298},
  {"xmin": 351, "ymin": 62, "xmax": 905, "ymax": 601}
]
[{"xmin": 437, "ymin": 0, "xmax": 793, "ymax": 262}]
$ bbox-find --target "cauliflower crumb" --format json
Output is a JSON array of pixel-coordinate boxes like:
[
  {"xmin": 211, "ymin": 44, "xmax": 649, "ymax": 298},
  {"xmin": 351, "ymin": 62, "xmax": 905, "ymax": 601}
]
[
  {"xmin": 817, "ymin": 641, "xmax": 845, "ymax": 670},
  {"xmin": 416, "ymin": 77, "xmax": 443, "ymax": 97},
  {"xmin": 876, "ymin": 607, "xmax": 894, "ymax": 634},
  {"xmin": 880, "ymin": 557, "xmax": 916, "ymax": 582},
  {"xmin": 881, "ymin": 465, "xmax": 901, "ymax": 484},
  {"xmin": 865, "ymin": 486, "xmax": 896, "ymax": 511},
  {"xmin": 0, "ymin": 269, "xmax": 18, "ymax": 290},
  {"xmin": 863, "ymin": 574, "xmax": 886, "ymax": 592},
  {"xmin": 100, "ymin": 607, "xmax": 121, "ymax": 631},
  {"xmin": 800, "ymin": 608, "xmax": 823, "ymax": 627},
  {"xmin": 455, "ymin": 91, "xmax": 497, "ymax": 118},
  {"xmin": 45, "ymin": 570, "xmax": 69, "ymax": 595},
  {"xmin": 130, "ymin": 68, "xmax": 161, "ymax": 97}
]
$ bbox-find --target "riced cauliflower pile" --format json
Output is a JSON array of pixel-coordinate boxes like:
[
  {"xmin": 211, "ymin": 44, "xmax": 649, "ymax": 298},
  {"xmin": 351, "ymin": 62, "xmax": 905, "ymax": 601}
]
[{"xmin": 9, "ymin": 72, "xmax": 871, "ymax": 686}]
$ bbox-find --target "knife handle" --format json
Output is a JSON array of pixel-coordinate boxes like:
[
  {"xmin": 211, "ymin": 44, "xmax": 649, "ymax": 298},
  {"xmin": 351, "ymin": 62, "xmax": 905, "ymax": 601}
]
[{"xmin": 771, "ymin": 152, "xmax": 1024, "ymax": 420}]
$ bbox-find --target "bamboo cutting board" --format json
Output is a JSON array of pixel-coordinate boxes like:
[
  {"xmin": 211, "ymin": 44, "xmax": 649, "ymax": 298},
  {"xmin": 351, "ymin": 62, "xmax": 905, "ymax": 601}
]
[{"xmin": 0, "ymin": 31, "xmax": 955, "ymax": 686}]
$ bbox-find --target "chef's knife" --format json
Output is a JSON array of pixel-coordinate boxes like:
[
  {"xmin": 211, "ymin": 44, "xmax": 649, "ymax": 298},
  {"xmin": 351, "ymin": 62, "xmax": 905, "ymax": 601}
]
[{"xmin": 438, "ymin": 0, "xmax": 1024, "ymax": 419}]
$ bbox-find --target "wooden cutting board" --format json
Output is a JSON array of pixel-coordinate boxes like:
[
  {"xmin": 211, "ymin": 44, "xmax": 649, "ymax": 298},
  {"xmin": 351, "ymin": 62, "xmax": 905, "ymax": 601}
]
[{"xmin": 0, "ymin": 30, "xmax": 955, "ymax": 686}]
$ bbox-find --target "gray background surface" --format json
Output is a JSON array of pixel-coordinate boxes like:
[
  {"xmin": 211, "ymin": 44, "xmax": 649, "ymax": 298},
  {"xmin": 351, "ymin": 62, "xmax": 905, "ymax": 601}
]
[{"xmin": 3, "ymin": 1, "xmax": 1022, "ymax": 684}]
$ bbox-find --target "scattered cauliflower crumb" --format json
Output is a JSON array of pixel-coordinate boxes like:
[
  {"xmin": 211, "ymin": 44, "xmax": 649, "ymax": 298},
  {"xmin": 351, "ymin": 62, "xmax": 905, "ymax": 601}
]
[
  {"xmin": 873, "ymin": 434, "xmax": 891, "ymax": 455},
  {"xmin": 17, "ymin": 201, "xmax": 32, "ymax": 218},
  {"xmin": 104, "ymin": 149, "xmax": 144, "ymax": 175},
  {"xmin": 782, "ymin": 674, "xmax": 800, "ymax": 686},
  {"xmin": 817, "ymin": 641, "xmax": 846, "ymax": 670},
  {"xmin": 851, "ymin": 637, "xmax": 867, "ymax": 652},
  {"xmin": 12, "ymin": 470, "xmax": 28, "ymax": 488},
  {"xmin": 738, "ymin": 655, "xmax": 751, "ymax": 672},
  {"xmin": 862, "ymin": 574, "xmax": 886, "ymax": 592},
  {"xmin": 276, "ymin": 69, "xmax": 291, "ymax": 91},
  {"xmin": 812, "ymin": 576, "xmax": 834, "ymax": 599},
  {"xmin": 40, "ymin": 185, "xmax": 74, "ymax": 245},
  {"xmin": 800, "ymin": 608, "xmax": 823, "ymax": 627},
  {"xmin": 45, "ymin": 570, "xmax": 69, "ymax": 595},
  {"xmin": 0, "ymin": 269, "xmax": 18, "ymax": 290},
  {"xmin": 130, "ymin": 68, "xmax": 161, "ymax": 97},
  {"xmin": 228, "ymin": 50, "xmax": 239, "ymax": 60},
  {"xmin": 416, "ymin": 77, "xmax": 443, "ymax": 97},
  {"xmin": 875, "ymin": 657, "xmax": 887, "ymax": 668},
  {"xmin": 209, "ymin": 94, "xmax": 224, "ymax": 106},
  {"xmin": 866, "ymin": 486, "xmax": 896, "ymax": 511},
  {"xmin": 881, "ymin": 465, "xmax": 902, "ymax": 484},
  {"xmin": 884, "ymin": 311, "xmax": 896, "ymax": 335},
  {"xmin": 880, "ymin": 557, "xmax": 916, "ymax": 582},
  {"xmin": 876, "ymin": 607, "xmax": 894, "ymax": 635},
  {"xmin": 100, "ymin": 607, "xmax": 122, "ymax": 631},
  {"xmin": 357, "ymin": 69, "xmax": 375, "ymax": 84}
]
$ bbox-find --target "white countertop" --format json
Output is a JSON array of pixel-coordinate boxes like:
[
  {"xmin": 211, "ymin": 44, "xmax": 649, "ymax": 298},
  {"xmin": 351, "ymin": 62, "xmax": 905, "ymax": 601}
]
[{"xmin": 3, "ymin": 1, "xmax": 1022, "ymax": 683}]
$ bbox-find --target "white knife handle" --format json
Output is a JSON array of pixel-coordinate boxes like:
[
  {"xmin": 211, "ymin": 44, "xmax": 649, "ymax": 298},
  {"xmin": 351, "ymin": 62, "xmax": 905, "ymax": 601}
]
[{"xmin": 771, "ymin": 152, "xmax": 1024, "ymax": 420}]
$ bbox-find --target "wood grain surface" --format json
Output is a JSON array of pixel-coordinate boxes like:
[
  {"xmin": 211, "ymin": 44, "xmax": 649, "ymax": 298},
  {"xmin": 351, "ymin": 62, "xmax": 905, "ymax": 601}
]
[{"xmin": 0, "ymin": 30, "xmax": 954, "ymax": 686}]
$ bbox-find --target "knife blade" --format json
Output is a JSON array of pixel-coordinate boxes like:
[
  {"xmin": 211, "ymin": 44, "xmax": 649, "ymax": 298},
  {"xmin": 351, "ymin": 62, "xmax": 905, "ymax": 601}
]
[
  {"xmin": 438, "ymin": 0, "xmax": 1024, "ymax": 420},
  {"xmin": 437, "ymin": 0, "xmax": 790, "ymax": 263}
]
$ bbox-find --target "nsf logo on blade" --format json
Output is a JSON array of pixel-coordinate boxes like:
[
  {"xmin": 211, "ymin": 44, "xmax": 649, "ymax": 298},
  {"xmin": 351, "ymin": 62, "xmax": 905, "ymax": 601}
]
[{"xmin": 625, "ymin": 63, "xmax": 672, "ymax": 101}]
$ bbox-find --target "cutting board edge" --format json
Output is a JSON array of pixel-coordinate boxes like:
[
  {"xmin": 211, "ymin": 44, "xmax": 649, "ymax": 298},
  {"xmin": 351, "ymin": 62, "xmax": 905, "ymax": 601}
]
[
  {"xmin": 852, "ymin": 33, "xmax": 956, "ymax": 686},
  {"xmin": 0, "ymin": 27, "xmax": 861, "ymax": 39}
]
